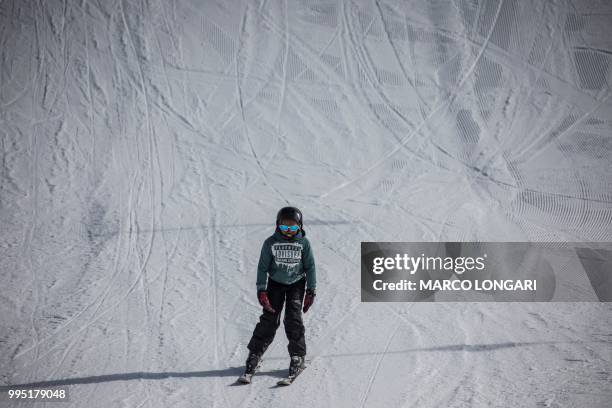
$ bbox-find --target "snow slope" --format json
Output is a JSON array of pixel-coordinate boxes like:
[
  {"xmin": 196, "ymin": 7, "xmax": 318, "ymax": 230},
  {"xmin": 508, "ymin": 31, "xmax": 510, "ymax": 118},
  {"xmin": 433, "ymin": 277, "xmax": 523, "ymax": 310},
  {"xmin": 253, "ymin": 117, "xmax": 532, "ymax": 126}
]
[{"xmin": 1, "ymin": 0, "xmax": 611, "ymax": 406}]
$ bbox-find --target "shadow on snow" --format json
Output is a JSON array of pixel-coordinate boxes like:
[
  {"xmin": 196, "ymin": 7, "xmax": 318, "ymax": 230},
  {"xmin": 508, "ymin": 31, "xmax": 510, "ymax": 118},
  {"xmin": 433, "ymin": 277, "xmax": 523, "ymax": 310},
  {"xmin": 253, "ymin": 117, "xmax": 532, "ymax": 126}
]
[{"xmin": 2, "ymin": 340, "xmax": 603, "ymax": 390}]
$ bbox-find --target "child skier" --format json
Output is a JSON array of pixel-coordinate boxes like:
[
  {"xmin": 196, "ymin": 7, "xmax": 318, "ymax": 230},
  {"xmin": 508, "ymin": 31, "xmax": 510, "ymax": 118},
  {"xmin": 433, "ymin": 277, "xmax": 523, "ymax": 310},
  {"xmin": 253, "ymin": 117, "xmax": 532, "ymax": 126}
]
[{"xmin": 239, "ymin": 206, "xmax": 316, "ymax": 384}]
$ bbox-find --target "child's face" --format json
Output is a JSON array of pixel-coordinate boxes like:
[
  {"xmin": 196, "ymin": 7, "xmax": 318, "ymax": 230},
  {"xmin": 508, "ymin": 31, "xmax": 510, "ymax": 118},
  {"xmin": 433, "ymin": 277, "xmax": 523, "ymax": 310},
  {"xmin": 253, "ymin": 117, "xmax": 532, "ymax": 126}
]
[{"xmin": 279, "ymin": 219, "xmax": 299, "ymax": 237}]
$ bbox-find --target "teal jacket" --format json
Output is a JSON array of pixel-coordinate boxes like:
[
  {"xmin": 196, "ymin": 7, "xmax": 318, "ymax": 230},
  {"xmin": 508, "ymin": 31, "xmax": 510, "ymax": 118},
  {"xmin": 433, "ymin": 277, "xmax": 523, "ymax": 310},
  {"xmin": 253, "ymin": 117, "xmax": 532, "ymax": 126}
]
[{"xmin": 256, "ymin": 229, "xmax": 316, "ymax": 291}]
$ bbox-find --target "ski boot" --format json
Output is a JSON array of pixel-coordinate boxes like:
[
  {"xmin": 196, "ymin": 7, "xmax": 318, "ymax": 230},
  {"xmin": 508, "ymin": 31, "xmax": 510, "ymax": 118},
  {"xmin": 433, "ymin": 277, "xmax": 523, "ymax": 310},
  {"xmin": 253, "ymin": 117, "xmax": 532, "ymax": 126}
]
[
  {"xmin": 288, "ymin": 355, "xmax": 305, "ymax": 377},
  {"xmin": 237, "ymin": 352, "xmax": 262, "ymax": 384},
  {"xmin": 277, "ymin": 355, "xmax": 306, "ymax": 385}
]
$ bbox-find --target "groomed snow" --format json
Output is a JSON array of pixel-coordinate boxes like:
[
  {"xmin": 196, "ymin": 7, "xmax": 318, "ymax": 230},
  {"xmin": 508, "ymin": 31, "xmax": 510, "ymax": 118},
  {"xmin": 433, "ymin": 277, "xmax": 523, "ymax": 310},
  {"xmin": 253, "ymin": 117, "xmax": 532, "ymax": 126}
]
[{"xmin": 1, "ymin": 0, "xmax": 611, "ymax": 407}]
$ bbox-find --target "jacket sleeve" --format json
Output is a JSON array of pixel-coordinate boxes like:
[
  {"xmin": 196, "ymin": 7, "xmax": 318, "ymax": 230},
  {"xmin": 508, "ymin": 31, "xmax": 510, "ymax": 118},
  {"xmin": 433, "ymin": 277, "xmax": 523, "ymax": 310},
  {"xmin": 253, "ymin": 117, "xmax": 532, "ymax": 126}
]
[
  {"xmin": 302, "ymin": 239, "xmax": 316, "ymax": 290},
  {"xmin": 256, "ymin": 240, "xmax": 272, "ymax": 291}
]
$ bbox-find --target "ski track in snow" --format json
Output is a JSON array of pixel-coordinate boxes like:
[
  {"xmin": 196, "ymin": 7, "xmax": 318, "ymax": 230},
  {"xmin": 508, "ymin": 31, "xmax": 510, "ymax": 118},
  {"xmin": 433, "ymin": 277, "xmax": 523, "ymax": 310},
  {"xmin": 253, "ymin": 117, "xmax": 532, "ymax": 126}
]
[{"xmin": 1, "ymin": 0, "xmax": 612, "ymax": 407}]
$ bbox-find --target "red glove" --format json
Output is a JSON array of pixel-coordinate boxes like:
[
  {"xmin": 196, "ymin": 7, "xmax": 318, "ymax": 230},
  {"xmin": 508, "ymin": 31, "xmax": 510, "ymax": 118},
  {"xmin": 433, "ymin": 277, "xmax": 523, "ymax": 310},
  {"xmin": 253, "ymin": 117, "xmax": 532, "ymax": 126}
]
[
  {"xmin": 258, "ymin": 291, "xmax": 276, "ymax": 313},
  {"xmin": 303, "ymin": 289, "xmax": 316, "ymax": 313}
]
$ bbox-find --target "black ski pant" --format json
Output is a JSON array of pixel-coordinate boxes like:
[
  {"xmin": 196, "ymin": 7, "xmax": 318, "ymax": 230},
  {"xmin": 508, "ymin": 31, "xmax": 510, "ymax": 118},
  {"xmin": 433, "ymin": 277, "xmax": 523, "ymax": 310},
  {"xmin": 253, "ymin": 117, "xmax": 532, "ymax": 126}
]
[{"xmin": 247, "ymin": 277, "xmax": 306, "ymax": 357}]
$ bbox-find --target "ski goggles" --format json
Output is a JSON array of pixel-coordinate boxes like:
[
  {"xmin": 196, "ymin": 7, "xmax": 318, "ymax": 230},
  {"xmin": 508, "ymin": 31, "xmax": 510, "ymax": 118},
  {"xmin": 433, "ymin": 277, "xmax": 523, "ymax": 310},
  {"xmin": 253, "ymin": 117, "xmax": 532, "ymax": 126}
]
[{"xmin": 279, "ymin": 224, "xmax": 300, "ymax": 232}]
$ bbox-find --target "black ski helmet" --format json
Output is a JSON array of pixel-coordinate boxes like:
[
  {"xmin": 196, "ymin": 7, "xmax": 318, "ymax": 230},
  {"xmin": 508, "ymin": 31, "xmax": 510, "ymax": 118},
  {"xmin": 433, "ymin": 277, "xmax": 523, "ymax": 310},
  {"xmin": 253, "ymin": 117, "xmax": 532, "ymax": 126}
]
[{"xmin": 276, "ymin": 206, "xmax": 303, "ymax": 229}]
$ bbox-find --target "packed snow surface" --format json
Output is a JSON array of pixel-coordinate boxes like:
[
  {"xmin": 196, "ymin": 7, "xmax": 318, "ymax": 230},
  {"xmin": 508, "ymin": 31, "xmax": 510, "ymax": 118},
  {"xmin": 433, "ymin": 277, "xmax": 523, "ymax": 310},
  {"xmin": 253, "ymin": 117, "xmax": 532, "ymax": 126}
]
[{"xmin": 1, "ymin": 0, "xmax": 611, "ymax": 407}]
